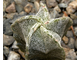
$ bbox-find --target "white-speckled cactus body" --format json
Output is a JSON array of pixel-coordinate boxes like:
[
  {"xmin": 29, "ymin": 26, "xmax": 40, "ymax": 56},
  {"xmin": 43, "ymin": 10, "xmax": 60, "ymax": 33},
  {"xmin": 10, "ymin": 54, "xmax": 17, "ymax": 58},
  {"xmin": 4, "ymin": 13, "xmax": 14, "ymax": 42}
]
[{"xmin": 11, "ymin": 2, "xmax": 73, "ymax": 60}]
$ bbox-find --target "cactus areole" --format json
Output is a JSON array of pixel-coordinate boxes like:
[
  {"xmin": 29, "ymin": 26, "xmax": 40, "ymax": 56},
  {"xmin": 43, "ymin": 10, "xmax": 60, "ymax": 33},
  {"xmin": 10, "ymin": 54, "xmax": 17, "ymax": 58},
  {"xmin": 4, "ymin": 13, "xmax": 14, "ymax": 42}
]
[{"xmin": 11, "ymin": 2, "xmax": 73, "ymax": 60}]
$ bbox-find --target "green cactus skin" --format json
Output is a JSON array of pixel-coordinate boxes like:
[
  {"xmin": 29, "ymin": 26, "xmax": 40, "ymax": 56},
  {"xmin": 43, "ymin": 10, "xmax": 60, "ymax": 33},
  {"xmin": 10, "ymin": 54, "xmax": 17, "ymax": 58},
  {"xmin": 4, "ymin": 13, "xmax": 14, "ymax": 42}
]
[{"xmin": 11, "ymin": 2, "xmax": 73, "ymax": 60}]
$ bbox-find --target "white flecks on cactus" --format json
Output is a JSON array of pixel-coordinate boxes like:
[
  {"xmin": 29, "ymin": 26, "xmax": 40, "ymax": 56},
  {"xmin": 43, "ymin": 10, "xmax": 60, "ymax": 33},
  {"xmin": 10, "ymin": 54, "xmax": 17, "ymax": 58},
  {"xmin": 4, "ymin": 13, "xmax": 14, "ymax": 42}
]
[{"xmin": 11, "ymin": 2, "xmax": 73, "ymax": 60}]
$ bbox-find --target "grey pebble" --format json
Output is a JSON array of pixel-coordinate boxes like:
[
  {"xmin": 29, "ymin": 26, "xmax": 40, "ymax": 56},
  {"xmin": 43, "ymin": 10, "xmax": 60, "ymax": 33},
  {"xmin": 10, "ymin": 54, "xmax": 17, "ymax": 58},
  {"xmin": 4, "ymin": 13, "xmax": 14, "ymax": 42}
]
[
  {"xmin": 3, "ymin": 0, "xmax": 11, "ymax": 12},
  {"xmin": 11, "ymin": 41, "xmax": 19, "ymax": 50},
  {"xmin": 46, "ymin": 0, "xmax": 57, "ymax": 8},
  {"xmin": 3, "ymin": 34, "xmax": 15, "ymax": 46},
  {"xmin": 28, "ymin": 0, "xmax": 36, "ymax": 2},
  {"xmin": 8, "ymin": 51, "xmax": 20, "ymax": 60},
  {"xmin": 74, "ymin": 40, "xmax": 77, "ymax": 49},
  {"xmin": 65, "ymin": 49, "xmax": 77, "ymax": 60},
  {"xmin": 59, "ymin": 3, "xmax": 68, "ymax": 8},
  {"xmin": 68, "ymin": 38, "xmax": 75, "ymax": 49},
  {"xmin": 6, "ymin": 13, "xmax": 18, "ymax": 19},
  {"xmin": 66, "ymin": 31, "xmax": 73, "ymax": 38},
  {"xmin": 3, "ymin": 1, "xmax": 7, "ymax": 12},
  {"xmin": 3, "ymin": 19, "xmax": 13, "ymax": 36},
  {"xmin": 14, "ymin": 0, "xmax": 27, "ymax": 13},
  {"xmin": 19, "ymin": 11, "xmax": 27, "ymax": 15},
  {"xmin": 74, "ymin": 27, "xmax": 77, "ymax": 36},
  {"xmin": 15, "ymin": 4, "xmax": 24, "ymax": 13},
  {"xmin": 73, "ymin": 19, "xmax": 77, "ymax": 26},
  {"xmin": 3, "ymin": 46, "xmax": 10, "ymax": 57}
]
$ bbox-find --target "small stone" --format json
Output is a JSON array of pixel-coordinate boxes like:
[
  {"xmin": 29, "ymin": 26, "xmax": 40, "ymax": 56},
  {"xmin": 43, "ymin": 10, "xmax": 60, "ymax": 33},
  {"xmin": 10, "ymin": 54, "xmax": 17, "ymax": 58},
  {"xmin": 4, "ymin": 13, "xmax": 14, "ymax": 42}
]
[
  {"xmin": 24, "ymin": 3, "xmax": 33, "ymax": 13},
  {"xmin": 14, "ymin": 0, "xmax": 23, "ymax": 5},
  {"xmin": 59, "ymin": 3, "xmax": 68, "ymax": 8},
  {"xmin": 69, "ymin": 0, "xmax": 77, "ymax": 9},
  {"xmin": 54, "ymin": 5, "xmax": 61, "ymax": 13},
  {"xmin": 3, "ymin": 18, "xmax": 6, "ymax": 21},
  {"xmin": 74, "ymin": 40, "xmax": 77, "ymax": 49},
  {"xmin": 6, "ymin": 13, "xmax": 18, "ymax": 19},
  {"xmin": 8, "ymin": 51, "xmax": 20, "ymax": 60},
  {"xmin": 3, "ymin": 0, "xmax": 11, "ymax": 12},
  {"xmin": 61, "ymin": 0, "xmax": 74, "ymax": 4},
  {"xmin": 34, "ymin": 1, "xmax": 40, "ymax": 12},
  {"xmin": 3, "ymin": 34, "xmax": 15, "ymax": 46},
  {"xmin": 3, "ymin": 13, "xmax": 7, "ymax": 18},
  {"xmin": 30, "ymin": 8, "xmax": 35, "ymax": 14},
  {"xmin": 14, "ymin": 0, "xmax": 27, "ymax": 5},
  {"xmin": 65, "ymin": 49, "xmax": 77, "ymax": 60},
  {"xmin": 65, "ymin": 59, "xmax": 71, "ymax": 60},
  {"xmin": 3, "ymin": 19, "xmax": 13, "ymax": 36},
  {"xmin": 63, "ymin": 47, "xmax": 77, "ymax": 60},
  {"xmin": 19, "ymin": 11, "xmax": 27, "ymax": 15},
  {"xmin": 9, "ymin": 15, "xmax": 27, "ymax": 24},
  {"xmin": 14, "ymin": 0, "xmax": 27, "ymax": 13},
  {"xmin": 6, "ymin": 2, "xmax": 16, "ymax": 13},
  {"xmin": 74, "ymin": 27, "xmax": 77, "ymax": 36},
  {"xmin": 68, "ymin": 38, "xmax": 75, "ymax": 49},
  {"xmin": 28, "ymin": 0, "xmax": 35, "ymax": 2},
  {"xmin": 66, "ymin": 0, "xmax": 77, "ymax": 14},
  {"xmin": 3, "ymin": 46, "xmax": 9, "ymax": 57},
  {"xmin": 73, "ymin": 19, "xmax": 77, "ymax": 26},
  {"xmin": 3, "ymin": 1, "xmax": 7, "ymax": 12},
  {"xmin": 28, "ymin": 0, "xmax": 40, "ymax": 2},
  {"xmin": 16, "ymin": 4, "xmax": 24, "ymax": 13},
  {"xmin": 70, "ymin": 14, "xmax": 77, "ymax": 20},
  {"xmin": 66, "ymin": 31, "xmax": 73, "ymax": 37},
  {"xmin": 11, "ymin": 41, "xmax": 19, "ymax": 50},
  {"xmin": 46, "ymin": 0, "xmax": 57, "ymax": 8},
  {"xmin": 62, "ymin": 36, "xmax": 69, "ymax": 44},
  {"xmin": 14, "ymin": 0, "xmax": 28, "ymax": 13},
  {"xmin": 61, "ymin": 40, "xmax": 69, "ymax": 48},
  {"xmin": 41, "ymin": 0, "xmax": 46, "ymax": 3},
  {"xmin": 66, "ymin": 6, "xmax": 75, "ymax": 15},
  {"xmin": 74, "ymin": 12, "xmax": 77, "ymax": 16}
]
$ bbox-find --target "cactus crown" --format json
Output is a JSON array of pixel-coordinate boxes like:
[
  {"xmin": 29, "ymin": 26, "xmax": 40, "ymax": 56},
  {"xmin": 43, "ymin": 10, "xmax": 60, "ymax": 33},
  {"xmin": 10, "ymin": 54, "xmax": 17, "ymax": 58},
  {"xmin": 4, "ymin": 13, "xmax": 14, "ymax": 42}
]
[{"xmin": 11, "ymin": 2, "xmax": 73, "ymax": 60}]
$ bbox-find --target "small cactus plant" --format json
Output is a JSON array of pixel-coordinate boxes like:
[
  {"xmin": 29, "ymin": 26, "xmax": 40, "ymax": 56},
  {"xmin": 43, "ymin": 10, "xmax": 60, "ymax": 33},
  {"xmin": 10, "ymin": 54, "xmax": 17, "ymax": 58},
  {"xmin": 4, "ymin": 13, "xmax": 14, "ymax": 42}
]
[{"xmin": 11, "ymin": 2, "xmax": 73, "ymax": 60}]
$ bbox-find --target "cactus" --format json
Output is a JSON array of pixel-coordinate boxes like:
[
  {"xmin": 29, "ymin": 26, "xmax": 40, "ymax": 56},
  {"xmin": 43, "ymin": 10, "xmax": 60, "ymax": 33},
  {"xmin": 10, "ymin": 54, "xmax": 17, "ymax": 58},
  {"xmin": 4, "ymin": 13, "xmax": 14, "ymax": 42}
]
[{"xmin": 11, "ymin": 2, "xmax": 73, "ymax": 60}]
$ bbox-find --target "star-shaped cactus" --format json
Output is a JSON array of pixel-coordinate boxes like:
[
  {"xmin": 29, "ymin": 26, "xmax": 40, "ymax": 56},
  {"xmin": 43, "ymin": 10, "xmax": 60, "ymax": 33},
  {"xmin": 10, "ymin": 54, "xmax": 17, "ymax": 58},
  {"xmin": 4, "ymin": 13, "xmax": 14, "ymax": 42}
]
[{"xmin": 11, "ymin": 2, "xmax": 73, "ymax": 60}]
